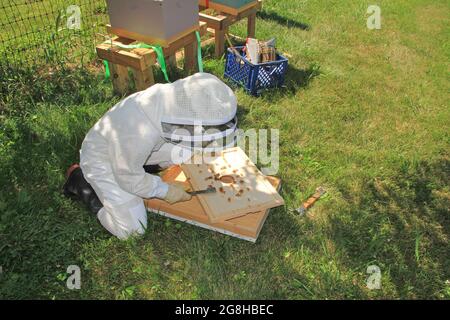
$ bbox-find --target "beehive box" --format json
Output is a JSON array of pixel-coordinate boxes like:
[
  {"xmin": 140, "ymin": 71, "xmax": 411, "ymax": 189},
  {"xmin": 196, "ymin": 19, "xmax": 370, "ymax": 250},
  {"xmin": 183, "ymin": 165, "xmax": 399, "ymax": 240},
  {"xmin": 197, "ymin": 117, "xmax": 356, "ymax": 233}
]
[
  {"xmin": 199, "ymin": 0, "xmax": 258, "ymax": 15},
  {"xmin": 106, "ymin": 0, "xmax": 199, "ymax": 46}
]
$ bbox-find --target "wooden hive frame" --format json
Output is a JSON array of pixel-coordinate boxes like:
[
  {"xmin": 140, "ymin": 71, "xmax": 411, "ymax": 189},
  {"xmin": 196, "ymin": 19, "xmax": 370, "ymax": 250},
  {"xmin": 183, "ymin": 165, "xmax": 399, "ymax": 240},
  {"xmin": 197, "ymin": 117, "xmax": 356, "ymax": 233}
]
[
  {"xmin": 199, "ymin": 0, "xmax": 262, "ymax": 57},
  {"xmin": 181, "ymin": 147, "xmax": 284, "ymax": 223},
  {"xmin": 145, "ymin": 166, "xmax": 282, "ymax": 242},
  {"xmin": 96, "ymin": 22, "xmax": 207, "ymax": 95}
]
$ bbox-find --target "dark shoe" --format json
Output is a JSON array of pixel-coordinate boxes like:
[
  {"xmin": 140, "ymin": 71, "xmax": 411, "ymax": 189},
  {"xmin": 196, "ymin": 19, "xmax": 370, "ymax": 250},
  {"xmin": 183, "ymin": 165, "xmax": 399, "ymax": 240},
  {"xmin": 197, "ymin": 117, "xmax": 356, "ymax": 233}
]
[
  {"xmin": 63, "ymin": 165, "xmax": 103, "ymax": 215},
  {"xmin": 143, "ymin": 164, "xmax": 163, "ymax": 174}
]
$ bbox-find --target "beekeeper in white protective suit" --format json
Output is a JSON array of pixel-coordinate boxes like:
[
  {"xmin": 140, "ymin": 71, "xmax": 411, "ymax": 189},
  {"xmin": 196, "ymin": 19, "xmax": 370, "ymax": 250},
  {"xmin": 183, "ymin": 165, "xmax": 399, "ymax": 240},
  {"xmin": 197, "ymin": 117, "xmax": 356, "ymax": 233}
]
[{"xmin": 75, "ymin": 73, "xmax": 238, "ymax": 239}]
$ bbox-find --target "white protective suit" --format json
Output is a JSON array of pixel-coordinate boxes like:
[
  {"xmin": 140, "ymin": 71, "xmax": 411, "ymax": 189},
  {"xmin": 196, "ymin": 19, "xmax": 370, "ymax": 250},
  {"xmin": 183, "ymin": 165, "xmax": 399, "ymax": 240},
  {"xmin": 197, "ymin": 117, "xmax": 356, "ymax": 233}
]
[{"xmin": 79, "ymin": 73, "xmax": 237, "ymax": 239}]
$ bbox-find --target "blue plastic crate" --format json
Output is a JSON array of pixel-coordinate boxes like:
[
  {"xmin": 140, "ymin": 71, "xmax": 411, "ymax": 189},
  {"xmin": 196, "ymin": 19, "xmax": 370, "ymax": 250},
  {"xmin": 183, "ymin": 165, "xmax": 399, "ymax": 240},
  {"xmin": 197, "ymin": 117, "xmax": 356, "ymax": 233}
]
[{"xmin": 224, "ymin": 46, "xmax": 288, "ymax": 96}]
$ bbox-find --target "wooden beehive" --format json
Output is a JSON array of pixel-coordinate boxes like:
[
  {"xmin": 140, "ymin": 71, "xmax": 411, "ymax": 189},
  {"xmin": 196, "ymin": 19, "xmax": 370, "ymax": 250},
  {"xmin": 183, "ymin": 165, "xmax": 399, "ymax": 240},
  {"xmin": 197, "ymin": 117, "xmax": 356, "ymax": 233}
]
[
  {"xmin": 106, "ymin": 0, "xmax": 199, "ymax": 46},
  {"xmin": 199, "ymin": 0, "xmax": 258, "ymax": 15}
]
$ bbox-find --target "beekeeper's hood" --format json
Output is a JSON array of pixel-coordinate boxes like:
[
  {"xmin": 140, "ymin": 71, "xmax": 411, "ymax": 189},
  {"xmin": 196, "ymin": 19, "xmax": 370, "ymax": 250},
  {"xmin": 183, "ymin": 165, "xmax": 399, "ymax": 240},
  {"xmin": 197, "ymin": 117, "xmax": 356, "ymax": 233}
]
[{"xmin": 137, "ymin": 73, "xmax": 238, "ymax": 151}]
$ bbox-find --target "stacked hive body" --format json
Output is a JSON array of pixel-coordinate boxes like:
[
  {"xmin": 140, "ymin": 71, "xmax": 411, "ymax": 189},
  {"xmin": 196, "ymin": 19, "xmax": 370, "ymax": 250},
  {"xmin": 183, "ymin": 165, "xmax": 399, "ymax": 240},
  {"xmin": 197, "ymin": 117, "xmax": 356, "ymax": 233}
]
[{"xmin": 106, "ymin": 0, "xmax": 199, "ymax": 46}]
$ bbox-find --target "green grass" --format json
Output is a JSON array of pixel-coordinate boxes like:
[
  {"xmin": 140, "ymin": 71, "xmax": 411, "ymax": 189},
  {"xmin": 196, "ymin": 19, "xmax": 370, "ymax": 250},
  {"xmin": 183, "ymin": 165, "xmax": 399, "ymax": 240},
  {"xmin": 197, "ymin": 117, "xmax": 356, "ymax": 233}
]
[{"xmin": 1, "ymin": 0, "xmax": 449, "ymax": 299}]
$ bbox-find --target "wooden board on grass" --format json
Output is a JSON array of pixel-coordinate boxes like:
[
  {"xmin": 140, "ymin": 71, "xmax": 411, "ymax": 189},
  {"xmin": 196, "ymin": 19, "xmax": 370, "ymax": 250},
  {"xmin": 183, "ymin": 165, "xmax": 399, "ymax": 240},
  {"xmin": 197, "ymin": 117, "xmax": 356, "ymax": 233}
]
[
  {"xmin": 145, "ymin": 166, "xmax": 281, "ymax": 242},
  {"xmin": 181, "ymin": 147, "xmax": 284, "ymax": 223}
]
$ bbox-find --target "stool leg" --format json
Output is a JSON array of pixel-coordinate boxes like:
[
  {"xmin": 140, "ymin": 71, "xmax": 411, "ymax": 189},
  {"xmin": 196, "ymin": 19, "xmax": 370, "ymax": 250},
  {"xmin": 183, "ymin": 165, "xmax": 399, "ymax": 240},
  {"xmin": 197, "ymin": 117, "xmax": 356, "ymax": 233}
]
[
  {"xmin": 110, "ymin": 63, "xmax": 129, "ymax": 96},
  {"xmin": 215, "ymin": 28, "xmax": 226, "ymax": 58},
  {"xmin": 184, "ymin": 41, "xmax": 197, "ymax": 73},
  {"xmin": 132, "ymin": 67, "xmax": 155, "ymax": 92},
  {"xmin": 247, "ymin": 12, "xmax": 256, "ymax": 38},
  {"xmin": 167, "ymin": 54, "xmax": 177, "ymax": 71}
]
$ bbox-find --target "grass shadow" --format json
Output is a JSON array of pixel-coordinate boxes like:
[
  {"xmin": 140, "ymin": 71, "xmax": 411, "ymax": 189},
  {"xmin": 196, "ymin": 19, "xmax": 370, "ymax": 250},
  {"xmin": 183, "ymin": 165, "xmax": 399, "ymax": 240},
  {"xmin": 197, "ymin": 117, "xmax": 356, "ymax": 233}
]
[
  {"xmin": 257, "ymin": 10, "xmax": 311, "ymax": 31},
  {"xmin": 254, "ymin": 62, "xmax": 321, "ymax": 102},
  {"xmin": 327, "ymin": 156, "xmax": 450, "ymax": 298},
  {"xmin": 0, "ymin": 64, "xmax": 115, "ymax": 298},
  {"xmin": 283, "ymin": 63, "xmax": 321, "ymax": 93},
  {"xmin": 139, "ymin": 205, "xmax": 313, "ymax": 299}
]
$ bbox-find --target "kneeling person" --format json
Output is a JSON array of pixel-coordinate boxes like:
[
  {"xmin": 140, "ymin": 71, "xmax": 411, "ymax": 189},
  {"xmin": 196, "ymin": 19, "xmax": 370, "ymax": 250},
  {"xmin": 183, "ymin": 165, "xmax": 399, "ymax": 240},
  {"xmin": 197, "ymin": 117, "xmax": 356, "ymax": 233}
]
[{"xmin": 64, "ymin": 73, "xmax": 238, "ymax": 239}]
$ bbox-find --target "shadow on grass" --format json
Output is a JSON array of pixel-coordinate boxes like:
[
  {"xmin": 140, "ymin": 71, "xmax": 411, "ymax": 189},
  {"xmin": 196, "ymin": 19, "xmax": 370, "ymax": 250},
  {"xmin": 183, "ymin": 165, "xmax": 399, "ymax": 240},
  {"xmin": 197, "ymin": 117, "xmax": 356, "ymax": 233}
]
[
  {"xmin": 328, "ymin": 156, "xmax": 450, "ymax": 298},
  {"xmin": 257, "ymin": 10, "xmax": 310, "ymax": 31},
  {"xmin": 140, "ymin": 207, "xmax": 314, "ymax": 298},
  {"xmin": 217, "ymin": 59, "xmax": 321, "ymax": 101},
  {"xmin": 0, "ymin": 65, "xmax": 116, "ymax": 298},
  {"xmin": 283, "ymin": 63, "xmax": 321, "ymax": 93},
  {"xmin": 128, "ymin": 197, "xmax": 370, "ymax": 299},
  {"xmin": 251, "ymin": 62, "xmax": 321, "ymax": 102}
]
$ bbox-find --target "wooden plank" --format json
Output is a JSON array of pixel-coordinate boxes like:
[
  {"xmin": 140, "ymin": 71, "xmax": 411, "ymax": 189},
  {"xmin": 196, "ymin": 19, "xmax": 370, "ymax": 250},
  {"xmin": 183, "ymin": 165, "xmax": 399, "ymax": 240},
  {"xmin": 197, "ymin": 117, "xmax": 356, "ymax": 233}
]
[
  {"xmin": 163, "ymin": 32, "xmax": 197, "ymax": 57},
  {"xmin": 110, "ymin": 63, "xmax": 130, "ymax": 95},
  {"xmin": 96, "ymin": 41, "xmax": 157, "ymax": 71},
  {"xmin": 184, "ymin": 41, "xmax": 198, "ymax": 73},
  {"xmin": 97, "ymin": 44, "xmax": 145, "ymax": 70},
  {"xmin": 199, "ymin": 12, "xmax": 228, "ymax": 30},
  {"xmin": 223, "ymin": 6, "xmax": 259, "ymax": 27},
  {"xmin": 247, "ymin": 12, "xmax": 256, "ymax": 38},
  {"xmin": 145, "ymin": 166, "xmax": 281, "ymax": 240},
  {"xmin": 107, "ymin": 24, "xmax": 200, "ymax": 48},
  {"xmin": 161, "ymin": 22, "xmax": 207, "ymax": 57},
  {"xmin": 132, "ymin": 47, "xmax": 157, "ymax": 65},
  {"xmin": 98, "ymin": 21, "xmax": 206, "ymax": 66},
  {"xmin": 215, "ymin": 27, "xmax": 227, "ymax": 57},
  {"xmin": 132, "ymin": 67, "xmax": 155, "ymax": 92},
  {"xmin": 98, "ymin": 28, "xmax": 204, "ymax": 72},
  {"xmin": 150, "ymin": 211, "xmax": 258, "ymax": 242},
  {"xmin": 181, "ymin": 147, "xmax": 284, "ymax": 223}
]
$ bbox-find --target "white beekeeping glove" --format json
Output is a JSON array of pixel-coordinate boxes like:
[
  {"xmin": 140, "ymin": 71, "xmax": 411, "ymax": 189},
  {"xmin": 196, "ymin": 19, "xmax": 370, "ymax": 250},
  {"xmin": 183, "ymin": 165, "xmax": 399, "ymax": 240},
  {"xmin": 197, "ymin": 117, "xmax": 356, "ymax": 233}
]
[{"xmin": 163, "ymin": 183, "xmax": 192, "ymax": 204}]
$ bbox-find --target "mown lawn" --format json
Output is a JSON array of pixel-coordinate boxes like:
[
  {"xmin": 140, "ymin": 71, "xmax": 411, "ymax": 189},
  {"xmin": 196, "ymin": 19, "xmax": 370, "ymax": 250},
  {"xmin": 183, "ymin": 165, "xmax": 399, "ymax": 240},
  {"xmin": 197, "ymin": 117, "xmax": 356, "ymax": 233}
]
[{"xmin": 0, "ymin": 0, "xmax": 449, "ymax": 299}]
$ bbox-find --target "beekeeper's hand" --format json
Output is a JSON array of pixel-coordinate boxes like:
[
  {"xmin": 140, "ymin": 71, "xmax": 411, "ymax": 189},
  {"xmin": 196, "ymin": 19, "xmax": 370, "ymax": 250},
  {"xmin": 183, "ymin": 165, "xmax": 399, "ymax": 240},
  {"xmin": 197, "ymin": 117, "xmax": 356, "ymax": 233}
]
[{"xmin": 164, "ymin": 182, "xmax": 192, "ymax": 204}]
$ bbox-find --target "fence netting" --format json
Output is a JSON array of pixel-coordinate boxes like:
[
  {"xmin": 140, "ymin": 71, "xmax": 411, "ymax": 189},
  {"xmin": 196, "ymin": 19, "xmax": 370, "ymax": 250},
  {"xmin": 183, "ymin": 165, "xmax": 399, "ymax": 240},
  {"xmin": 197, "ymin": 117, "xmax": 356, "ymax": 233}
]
[{"xmin": 0, "ymin": 0, "xmax": 109, "ymax": 68}]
